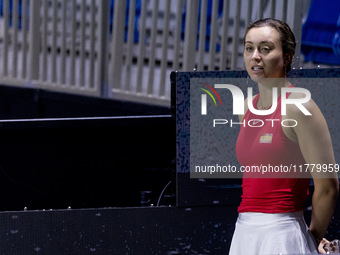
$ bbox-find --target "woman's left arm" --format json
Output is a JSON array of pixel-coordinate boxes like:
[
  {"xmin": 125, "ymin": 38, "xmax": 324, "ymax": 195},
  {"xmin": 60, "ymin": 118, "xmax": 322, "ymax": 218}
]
[{"xmin": 287, "ymin": 95, "xmax": 339, "ymax": 248}]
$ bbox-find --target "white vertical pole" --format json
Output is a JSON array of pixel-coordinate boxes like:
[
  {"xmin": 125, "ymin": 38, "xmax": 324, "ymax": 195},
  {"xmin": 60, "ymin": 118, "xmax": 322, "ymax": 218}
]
[
  {"xmin": 198, "ymin": 0, "xmax": 208, "ymax": 71},
  {"xmin": 110, "ymin": 0, "xmax": 127, "ymax": 92},
  {"xmin": 51, "ymin": 0, "xmax": 57, "ymax": 83},
  {"xmin": 231, "ymin": 0, "xmax": 241, "ymax": 69},
  {"xmin": 79, "ymin": 0, "xmax": 86, "ymax": 88},
  {"xmin": 21, "ymin": 0, "xmax": 28, "ymax": 79},
  {"xmin": 219, "ymin": 0, "xmax": 230, "ymax": 70},
  {"xmin": 173, "ymin": 0, "xmax": 184, "ymax": 71},
  {"xmin": 42, "ymin": 0, "xmax": 48, "ymax": 81},
  {"xmin": 159, "ymin": 0, "xmax": 171, "ymax": 97},
  {"xmin": 147, "ymin": 0, "xmax": 160, "ymax": 95},
  {"xmin": 288, "ymin": 0, "xmax": 303, "ymax": 69},
  {"xmin": 97, "ymin": 0, "xmax": 110, "ymax": 97},
  {"xmin": 29, "ymin": 0, "xmax": 40, "ymax": 80},
  {"xmin": 209, "ymin": 0, "xmax": 219, "ymax": 70},
  {"xmin": 70, "ymin": 0, "xmax": 77, "ymax": 86},
  {"xmin": 89, "ymin": 0, "xmax": 96, "ymax": 89},
  {"xmin": 136, "ymin": 0, "xmax": 147, "ymax": 94},
  {"xmin": 3, "ymin": 0, "xmax": 9, "ymax": 76},
  {"xmin": 282, "ymin": 0, "xmax": 288, "ymax": 22},
  {"xmin": 125, "ymin": 0, "xmax": 137, "ymax": 92},
  {"xmin": 12, "ymin": 0, "xmax": 19, "ymax": 77},
  {"xmin": 270, "ymin": 0, "xmax": 276, "ymax": 18},
  {"xmin": 258, "ymin": 0, "xmax": 263, "ymax": 20},
  {"xmin": 60, "ymin": 0, "xmax": 67, "ymax": 85},
  {"xmin": 245, "ymin": 0, "xmax": 252, "ymax": 27},
  {"xmin": 183, "ymin": 0, "xmax": 199, "ymax": 71}
]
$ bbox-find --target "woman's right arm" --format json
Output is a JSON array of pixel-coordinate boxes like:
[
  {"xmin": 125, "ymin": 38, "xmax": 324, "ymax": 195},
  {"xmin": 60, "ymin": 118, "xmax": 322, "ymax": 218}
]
[{"xmin": 287, "ymin": 94, "xmax": 339, "ymax": 252}]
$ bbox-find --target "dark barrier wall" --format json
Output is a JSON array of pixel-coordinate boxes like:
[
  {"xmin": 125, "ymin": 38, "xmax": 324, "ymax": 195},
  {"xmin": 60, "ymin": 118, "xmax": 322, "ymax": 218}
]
[
  {"xmin": 0, "ymin": 206, "xmax": 237, "ymax": 255},
  {"xmin": 0, "ymin": 84, "xmax": 170, "ymax": 119},
  {"xmin": 0, "ymin": 84, "xmax": 175, "ymax": 211},
  {"xmin": 0, "ymin": 116, "xmax": 175, "ymax": 211}
]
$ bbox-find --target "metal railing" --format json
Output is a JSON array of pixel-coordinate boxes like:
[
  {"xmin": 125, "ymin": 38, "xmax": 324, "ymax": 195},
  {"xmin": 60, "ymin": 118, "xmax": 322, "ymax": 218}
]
[{"xmin": 0, "ymin": 0, "xmax": 306, "ymax": 107}]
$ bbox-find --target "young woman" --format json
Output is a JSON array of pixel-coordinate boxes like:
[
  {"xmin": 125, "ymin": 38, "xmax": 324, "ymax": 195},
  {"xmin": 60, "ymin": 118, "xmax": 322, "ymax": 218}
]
[{"xmin": 229, "ymin": 18, "xmax": 339, "ymax": 254}]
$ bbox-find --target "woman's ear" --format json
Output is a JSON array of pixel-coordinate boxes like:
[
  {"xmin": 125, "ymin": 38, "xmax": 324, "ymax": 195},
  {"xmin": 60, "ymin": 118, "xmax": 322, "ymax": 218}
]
[{"xmin": 284, "ymin": 54, "xmax": 293, "ymax": 66}]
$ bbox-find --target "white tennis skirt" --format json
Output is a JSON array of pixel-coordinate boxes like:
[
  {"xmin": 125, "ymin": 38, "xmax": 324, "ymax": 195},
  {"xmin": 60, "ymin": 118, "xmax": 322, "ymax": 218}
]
[{"xmin": 229, "ymin": 211, "xmax": 318, "ymax": 255}]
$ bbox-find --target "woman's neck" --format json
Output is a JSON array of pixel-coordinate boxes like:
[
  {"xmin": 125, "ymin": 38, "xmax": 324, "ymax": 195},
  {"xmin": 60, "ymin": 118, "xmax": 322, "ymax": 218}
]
[{"xmin": 257, "ymin": 79, "xmax": 291, "ymax": 109}]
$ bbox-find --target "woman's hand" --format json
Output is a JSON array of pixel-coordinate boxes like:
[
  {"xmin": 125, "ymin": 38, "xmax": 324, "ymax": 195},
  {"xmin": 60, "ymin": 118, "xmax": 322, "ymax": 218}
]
[
  {"xmin": 318, "ymin": 238, "xmax": 340, "ymax": 254},
  {"xmin": 318, "ymin": 238, "xmax": 330, "ymax": 254}
]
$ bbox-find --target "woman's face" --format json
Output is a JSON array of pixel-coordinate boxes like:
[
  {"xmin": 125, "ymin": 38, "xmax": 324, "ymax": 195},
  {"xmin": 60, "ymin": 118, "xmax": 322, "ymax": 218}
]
[{"xmin": 243, "ymin": 26, "xmax": 286, "ymax": 82}]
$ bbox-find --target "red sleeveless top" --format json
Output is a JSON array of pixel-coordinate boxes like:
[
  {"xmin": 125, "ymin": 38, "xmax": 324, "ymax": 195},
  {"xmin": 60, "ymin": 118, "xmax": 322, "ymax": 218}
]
[{"xmin": 236, "ymin": 87, "xmax": 310, "ymax": 213}]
